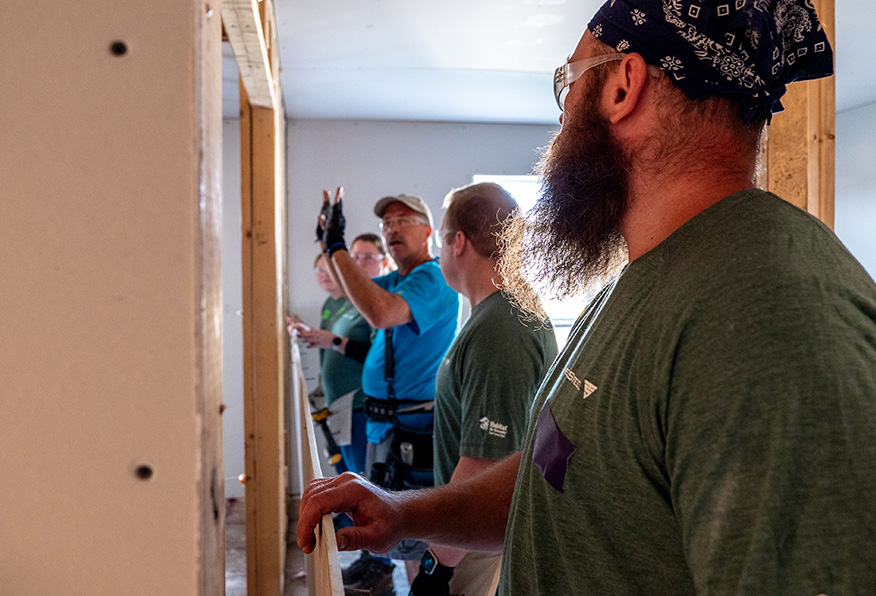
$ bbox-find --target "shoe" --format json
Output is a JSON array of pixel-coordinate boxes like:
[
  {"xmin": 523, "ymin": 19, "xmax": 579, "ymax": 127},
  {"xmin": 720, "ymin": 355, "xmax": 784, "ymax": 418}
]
[
  {"xmin": 342, "ymin": 552, "xmax": 395, "ymax": 596},
  {"xmin": 341, "ymin": 551, "xmax": 373, "ymax": 584}
]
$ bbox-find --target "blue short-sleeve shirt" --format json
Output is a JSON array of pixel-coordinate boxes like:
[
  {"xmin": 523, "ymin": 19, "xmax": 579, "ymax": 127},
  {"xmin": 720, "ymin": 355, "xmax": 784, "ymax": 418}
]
[{"xmin": 362, "ymin": 259, "xmax": 459, "ymax": 442}]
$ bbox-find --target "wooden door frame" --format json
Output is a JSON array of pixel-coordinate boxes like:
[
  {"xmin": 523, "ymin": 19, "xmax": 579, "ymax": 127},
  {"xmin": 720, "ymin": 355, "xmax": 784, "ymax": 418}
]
[{"xmin": 224, "ymin": 1, "xmax": 288, "ymax": 595}]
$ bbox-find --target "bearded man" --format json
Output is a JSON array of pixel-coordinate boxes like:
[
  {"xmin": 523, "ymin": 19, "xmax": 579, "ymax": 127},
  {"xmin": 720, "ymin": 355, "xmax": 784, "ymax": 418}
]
[{"xmin": 298, "ymin": 1, "xmax": 876, "ymax": 594}]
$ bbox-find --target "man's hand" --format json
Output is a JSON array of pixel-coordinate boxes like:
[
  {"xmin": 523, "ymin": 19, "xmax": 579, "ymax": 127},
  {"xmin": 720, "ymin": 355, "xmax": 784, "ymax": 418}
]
[
  {"xmin": 295, "ymin": 326, "xmax": 338, "ymax": 350},
  {"xmin": 324, "ymin": 189, "xmax": 347, "ymax": 255},
  {"xmin": 297, "ymin": 472, "xmax": 407, "ymax": 555}
]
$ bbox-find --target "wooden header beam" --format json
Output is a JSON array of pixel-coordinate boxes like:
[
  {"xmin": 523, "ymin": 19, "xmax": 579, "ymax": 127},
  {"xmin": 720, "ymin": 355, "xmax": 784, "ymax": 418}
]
[{"xmin": 222, "ymin": 0, "xmax": 278, "ymax": 108}]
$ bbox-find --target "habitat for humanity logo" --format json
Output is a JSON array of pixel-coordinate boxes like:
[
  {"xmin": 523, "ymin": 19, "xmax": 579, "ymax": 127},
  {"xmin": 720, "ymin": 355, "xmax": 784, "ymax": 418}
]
[{"xmin": 479, "ymin": 416, "xmax": 508, "ymax": 438}]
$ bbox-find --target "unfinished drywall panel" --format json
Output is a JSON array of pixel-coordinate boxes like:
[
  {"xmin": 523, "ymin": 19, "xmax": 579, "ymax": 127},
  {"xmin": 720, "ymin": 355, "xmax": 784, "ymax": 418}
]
[{"xmin": 0, "ymin": 0, "xmax": 224, "ymax": 594}]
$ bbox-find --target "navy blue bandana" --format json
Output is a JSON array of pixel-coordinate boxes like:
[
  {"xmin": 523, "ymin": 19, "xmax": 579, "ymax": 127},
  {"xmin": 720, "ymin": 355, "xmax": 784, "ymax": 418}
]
[{"xmin": 588, "ymin": 0, "xmax": 834, "ymax": 123}]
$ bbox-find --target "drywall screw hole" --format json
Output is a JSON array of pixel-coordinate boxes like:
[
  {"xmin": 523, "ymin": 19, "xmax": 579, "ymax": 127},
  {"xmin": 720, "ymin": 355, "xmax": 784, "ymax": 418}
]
[
  {"xmin": 135, "ymin": 465, "xmax": 154, "ymax": 480},
  {"xmin": 110, "ymin": 41, "xmax": 128, "ymax": 56}
]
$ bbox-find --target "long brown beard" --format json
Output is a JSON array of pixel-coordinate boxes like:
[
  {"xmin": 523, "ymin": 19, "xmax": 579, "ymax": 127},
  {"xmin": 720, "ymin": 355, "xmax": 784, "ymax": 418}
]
[{"xmin": 498, "ymin": 95, "xmax": 630, "ymax": 321}]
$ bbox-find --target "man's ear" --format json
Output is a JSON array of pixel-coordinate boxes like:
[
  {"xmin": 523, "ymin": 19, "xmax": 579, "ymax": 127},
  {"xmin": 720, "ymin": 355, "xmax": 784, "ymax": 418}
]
[
  {"xmin": 603, "ymin": 53, "xmax": 650, "ymax": 124},
  {"xmin": 453, "ymin": 231, "xmax": 467, "ymax": 257}
]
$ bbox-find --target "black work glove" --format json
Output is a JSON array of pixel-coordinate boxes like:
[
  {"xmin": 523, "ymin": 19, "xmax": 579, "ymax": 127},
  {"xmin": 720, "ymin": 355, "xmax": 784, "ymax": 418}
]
[
  {"xmin": 315, "ymin": 198, "xmax": 332, "ymax": 243},
  {"xmin": 407, "ymin": 565, "xmax": 454, "ymax": 596},
  {"xmin": 324, "ymin": 198, "xmax": 347, "ymax": 256}
]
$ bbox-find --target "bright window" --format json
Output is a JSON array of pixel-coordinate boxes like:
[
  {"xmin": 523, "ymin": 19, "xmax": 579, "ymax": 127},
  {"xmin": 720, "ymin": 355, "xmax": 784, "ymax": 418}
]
[{"xmin": 472, "ymin": 174, "xmax": 588, "ymax": 349}]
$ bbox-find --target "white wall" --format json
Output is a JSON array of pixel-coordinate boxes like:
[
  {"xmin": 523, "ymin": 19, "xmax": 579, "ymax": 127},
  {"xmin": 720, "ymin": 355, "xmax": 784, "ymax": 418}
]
[
  {"xmin": 835, "ymin": 103, "xmax": 876, "ymax": 279},
  {"xmin": 223, "ymin": 118, "xmax": 246, "ymax": 499},
  {"xmin": 285, "ymin": 119, "xmax": 557, "ymax": 309}
]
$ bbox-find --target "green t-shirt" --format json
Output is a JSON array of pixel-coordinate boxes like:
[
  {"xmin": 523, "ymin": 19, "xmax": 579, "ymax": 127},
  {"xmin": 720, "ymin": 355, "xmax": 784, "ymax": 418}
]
[
  {"xmin": 501, "ymin": 190, "xmax": 876, "ymax": 595},
  {"xmin": 433, "ymin": 291, "xmax": 558, "ymax": 486},
  {"xmin": 318, "ymin": 296, "xmax": 370, "ymax": 409}
]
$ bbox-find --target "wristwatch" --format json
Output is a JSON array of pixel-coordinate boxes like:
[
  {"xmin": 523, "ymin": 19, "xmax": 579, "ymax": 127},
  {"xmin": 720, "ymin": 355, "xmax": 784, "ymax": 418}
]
[
  {"xmin": 331, "ymin": 335, "xmax": 343, "ymax": 352},
  {"xmin": 420, "ymin": 548, "xmax": 454, "ymax": 580}
]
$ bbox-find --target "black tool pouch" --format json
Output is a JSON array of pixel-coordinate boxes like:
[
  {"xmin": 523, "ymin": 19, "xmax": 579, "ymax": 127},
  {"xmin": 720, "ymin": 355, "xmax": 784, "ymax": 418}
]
[{"xmin": 388, "ymin": 423, "xmax": 434, "ymax": 489}]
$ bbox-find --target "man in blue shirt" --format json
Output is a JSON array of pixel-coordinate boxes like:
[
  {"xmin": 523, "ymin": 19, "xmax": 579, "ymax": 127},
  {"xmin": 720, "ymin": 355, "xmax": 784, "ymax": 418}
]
[{"xmin": 321, "ymin": 190, "xmax": 459, "ymax": 594}]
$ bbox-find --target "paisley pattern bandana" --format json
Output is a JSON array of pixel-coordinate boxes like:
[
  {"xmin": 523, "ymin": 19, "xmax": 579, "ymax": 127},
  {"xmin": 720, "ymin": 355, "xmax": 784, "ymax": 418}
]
[{"xmin": 588, "ymin": 0, "xmax": 834, "ymax": 123}]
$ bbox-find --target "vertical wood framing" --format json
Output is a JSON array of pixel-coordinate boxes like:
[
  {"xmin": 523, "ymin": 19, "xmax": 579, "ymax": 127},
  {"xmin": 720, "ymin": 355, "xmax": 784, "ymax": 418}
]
[
  {"xmin": 197, "ymin": 1, "xmax": 226, "ymax": 594},
  {"xmin": 230, "ymin": 0, "xmax": 289, "ymax": 592},
  {"xmin": 241, "ymin": 79, "xmax": 287, "ymax": 596},
  {"xmin": 293, "ymin": 345, "xmax": 345, "ymax": 596},
  {"xmin": 762, "ymin": 0, "xmax": 835, "ymax": 228}
]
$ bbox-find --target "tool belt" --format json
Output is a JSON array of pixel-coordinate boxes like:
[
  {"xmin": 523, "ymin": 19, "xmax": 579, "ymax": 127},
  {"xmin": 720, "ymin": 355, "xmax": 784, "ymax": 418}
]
[
  {"xmin": 364, "ymin": 396, "xmax": 435, "ymax": 491},
  {"xmin": 366, "ymin": 325, "xmax": 435, "ymax": 490},
  {"xmin": 363, "ymin": 396, "xmax": 434, "ymax": 423}
]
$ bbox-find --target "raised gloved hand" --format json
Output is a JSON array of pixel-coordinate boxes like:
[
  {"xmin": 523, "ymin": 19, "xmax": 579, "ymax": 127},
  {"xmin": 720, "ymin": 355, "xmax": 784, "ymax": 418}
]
[
  {"xmin": 407, "ymin": 564, "xmax": 455, "ymax": 596},
  {"xmin": 324, "ymin": 196, "xmax": 347, "ymax": 256},
  {"xmin": 315, "ymin": 193, "xmax": 332, "ymax": 243}
]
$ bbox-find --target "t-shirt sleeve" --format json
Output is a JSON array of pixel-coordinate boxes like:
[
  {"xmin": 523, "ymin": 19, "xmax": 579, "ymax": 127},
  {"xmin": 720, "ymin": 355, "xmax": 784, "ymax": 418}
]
[
  {"xmin": 457, "ymin": 320, "xmax": 553, "ymax": 461},
  {"xmin": 344, "ymin": 338, "xmax": 370, "ymax": 364},
  {"xmin": 663, "ymin": 276, "xmax": 876, "ymax": 594},
  {"xmin": 393, "ymin": 263, "xmax": 455, "ymax": 336}
]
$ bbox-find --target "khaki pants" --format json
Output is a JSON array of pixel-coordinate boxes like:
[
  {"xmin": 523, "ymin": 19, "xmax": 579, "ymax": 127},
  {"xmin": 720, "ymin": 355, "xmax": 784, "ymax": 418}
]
[{"xmin": 449, "ymin": 550, "xmax": 502, "ymax": 596}]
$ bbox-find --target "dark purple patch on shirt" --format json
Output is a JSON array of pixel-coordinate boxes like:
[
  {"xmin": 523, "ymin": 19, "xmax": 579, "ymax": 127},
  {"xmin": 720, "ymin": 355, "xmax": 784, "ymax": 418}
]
[{"xmin": 532, "ymin": 402, "xmax": 576, "ymax": 493}]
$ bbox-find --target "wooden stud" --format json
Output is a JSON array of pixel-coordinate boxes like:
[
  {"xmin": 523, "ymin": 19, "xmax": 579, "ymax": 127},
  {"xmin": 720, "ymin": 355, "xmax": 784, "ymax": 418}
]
[
  {"xmin": 294, "ymin": 344, "xmax": 345, "ymax": 596},
  {"xmin": 240, "ymin": 79, "xmax": 287, "ymax": 596},
  {"xmin": 230, "ymin": 0, "xmax": 289, "ymax": 592},
  {"xmin": 197, "ymin": 1, "xmax": 226, "ymax": 593},
  {"xmin": 762, "ymin": 0, "xmax": 835, "ymax": 228}
]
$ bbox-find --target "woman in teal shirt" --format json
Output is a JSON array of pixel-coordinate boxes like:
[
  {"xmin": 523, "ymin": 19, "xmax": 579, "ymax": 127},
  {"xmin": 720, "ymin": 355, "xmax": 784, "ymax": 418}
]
[{"xmin": 288, "ymin": 235, "xmax": 391, "ymax": 474}]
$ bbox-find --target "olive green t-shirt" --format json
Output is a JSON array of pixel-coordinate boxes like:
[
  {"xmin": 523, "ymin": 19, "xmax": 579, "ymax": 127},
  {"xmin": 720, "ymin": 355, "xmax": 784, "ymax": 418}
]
[
  {"xmin": 433, "ymin": 291, "xmax": 558, "ymax": 486},
  {"xmin": 501, "ymin": 190, "xmax": 876, "ymax": 595},
  {"xmin": 319, "ymin": 296, "xmax": 370, "ymax": 409}
]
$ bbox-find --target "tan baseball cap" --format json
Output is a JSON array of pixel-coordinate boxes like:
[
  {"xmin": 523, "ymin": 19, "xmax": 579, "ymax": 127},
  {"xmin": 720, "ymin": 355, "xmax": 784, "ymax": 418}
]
[{"xmin": 373, "ymin": 194, "xmax": 433, "ymax": 228}]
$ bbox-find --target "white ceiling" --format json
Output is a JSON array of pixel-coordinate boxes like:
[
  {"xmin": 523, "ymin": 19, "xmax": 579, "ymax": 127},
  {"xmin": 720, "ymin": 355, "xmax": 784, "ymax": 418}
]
[{"xmin": 223, "ymin": 0, "xmax": 876, "ymax": 123}]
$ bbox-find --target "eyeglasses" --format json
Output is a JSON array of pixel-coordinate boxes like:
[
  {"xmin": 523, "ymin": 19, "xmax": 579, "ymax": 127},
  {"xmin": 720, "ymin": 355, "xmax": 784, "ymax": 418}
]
[
  {"xmin": 350, "ymin": 253, "xmax": 385, "ymax": 263},
  {"xmin": 434, "ymin": 229, "xmax": 457, "ymax": 249},
  {"xmin": 378, "ymin": 215, "xmax": 429, "ymax": 232},
  {"xmin": 553, "ymin": 53, "xmax": 624, "ymax": 110}
]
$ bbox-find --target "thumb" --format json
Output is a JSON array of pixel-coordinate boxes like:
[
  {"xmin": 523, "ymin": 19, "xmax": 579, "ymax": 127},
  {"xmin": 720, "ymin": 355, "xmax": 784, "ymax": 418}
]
[{"xmin": 334, "ymin": 525, "xmax": 384, "ymax": 553}]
